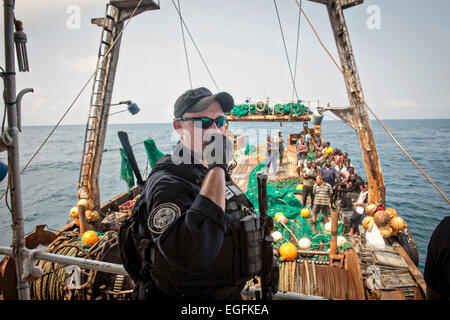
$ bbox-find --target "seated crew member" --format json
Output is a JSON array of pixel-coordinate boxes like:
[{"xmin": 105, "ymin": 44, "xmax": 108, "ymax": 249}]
[
  {"xmin": 339, "ymin": 172, "xmax": 363, "ymax": 210},
  {"xmin": 119, "ymin": 87, "xmax": 277, "ymax": 300}
]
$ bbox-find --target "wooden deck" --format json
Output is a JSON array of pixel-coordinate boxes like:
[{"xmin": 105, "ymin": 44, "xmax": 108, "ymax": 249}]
[{"xmin": 230, "ymin": 133, "xmax": 300, "ymax": 193}]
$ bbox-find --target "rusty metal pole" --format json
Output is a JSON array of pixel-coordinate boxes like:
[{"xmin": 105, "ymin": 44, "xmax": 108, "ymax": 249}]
[{"xmin": 3, "ymin": 0, "xmax": 30, "ymax": 300}]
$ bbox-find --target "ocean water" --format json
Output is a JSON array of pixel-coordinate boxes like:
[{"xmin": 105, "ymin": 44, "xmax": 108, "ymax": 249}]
[{"xmin": 1, "ymin": 119, "xmax": 449, "ymax": 273}]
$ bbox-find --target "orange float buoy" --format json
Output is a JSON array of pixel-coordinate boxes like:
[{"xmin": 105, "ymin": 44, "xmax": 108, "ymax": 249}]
[
  {"xmin": 81, "ymin": 231, "xmax": 99, "ymax": 247},
  {"xmin": 362, "ymin": 216, "xmax": 374, "ymax": 230},
  {"xmin": 385, "ymin": 208, "xmax": 397, "ymax": 219},
  {"xmin": 374, "ymin": 211, "xmax": 391, "ymax": 227},
  {"xmin": 279, "ymin": 243, "xmax": 297, "ymax": 261},
  {"xmin": 390, "ymin": 216, "xmax": 405, "ymax": 231},
  {"xmin": 365, "ymin": 203, "xmax": 377, "ymax": 216}
]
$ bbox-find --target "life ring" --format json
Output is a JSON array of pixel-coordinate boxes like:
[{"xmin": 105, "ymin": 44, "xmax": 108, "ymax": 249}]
[{"xmin": 255, "ymin": 101, "xmax": 266, "ymax": 112}]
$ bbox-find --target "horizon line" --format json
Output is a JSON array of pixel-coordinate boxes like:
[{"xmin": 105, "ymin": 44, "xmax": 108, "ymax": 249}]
[{"xmin": 18, "ymin": 117, "xmax": 450, "ymax": 127}]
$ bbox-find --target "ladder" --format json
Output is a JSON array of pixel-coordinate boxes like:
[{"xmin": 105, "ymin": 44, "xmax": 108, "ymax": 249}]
[{"xmin": 78, "ymin": 3, "xmax": 117, "ymax": 200}]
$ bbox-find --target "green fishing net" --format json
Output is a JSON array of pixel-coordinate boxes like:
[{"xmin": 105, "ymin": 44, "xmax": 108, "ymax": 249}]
[
  {"xmin": 124, "ymin": 138, "xmax": 353, "ymax": 259},
  {"xmin": 226, "ymin": 103, "xmax": 313, "ymax": 117},
  {"xmin": 242, "ymin": 147, "xmax": 352, "ymax": 261},
  {"xmin": 120, "ymin": 148, "xmax": 135, "ymax": 191},
  {"xmin": 144, "ymin": 138, "xmax": 165, "ymax": 168}
]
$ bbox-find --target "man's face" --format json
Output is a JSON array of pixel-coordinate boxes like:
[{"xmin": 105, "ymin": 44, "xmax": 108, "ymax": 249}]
[
  {"xmin": 325, "ymin": 159, "xmax": 331, "ymax": 167},
  {"xmin": 306, "ymin": 160, "xmax": 312, "ymax": 168},
  {"xmin": 316, "ymin": 176, "xmax": 323, "ymax": 184},
  {"xmin": 174, "ymin": 100, "xmax": 224, "ymax": 158}
]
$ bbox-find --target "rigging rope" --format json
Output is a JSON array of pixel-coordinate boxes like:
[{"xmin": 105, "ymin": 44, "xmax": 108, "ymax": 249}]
[
  {"xmin": 291, "ymin": 0, "xmax": 303, "ymax": 102},
  {"xmin": 171, "ymin": 0, "xmax": 220, "ymax": 92},
  {"xmin": 273, "ymin": 0, "xmax": 299, "ymax": 101},
  {"xmin": 293, "ymin": 0, "xmax": 450, "ymax": 205},
  {"xmin": 19, "ymin": 0, "xmax": 145, "ymax": 175},
  {"xmin": 176, "ymin": 0, "xmax": 193, "ymax": 89}
]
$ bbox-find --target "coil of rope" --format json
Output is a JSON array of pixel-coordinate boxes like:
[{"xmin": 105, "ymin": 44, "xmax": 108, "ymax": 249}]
[{"xmin": 31, "ymin": 231, "xmax": 119, "ymax": 300}]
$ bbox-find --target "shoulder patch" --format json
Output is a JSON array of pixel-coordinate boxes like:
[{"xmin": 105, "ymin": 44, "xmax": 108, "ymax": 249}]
[{"xmin": 147, "ymin": 203, "xmax": 181, "ymax": 234}]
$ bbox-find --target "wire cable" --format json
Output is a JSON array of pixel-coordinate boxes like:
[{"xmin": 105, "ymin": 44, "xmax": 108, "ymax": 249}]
[
  {"xmin": 273, "ymin": 0, "xmax": 299, "ymax": 101},
  {"xmin": 171, "ymin": 0, "xmax": 220, "ymax": 92},
  {"xmin": 176, "ymin": 0, "xmax": 193, "ymax": 89},
  {"xmin": 291, "ymin": 0, "xmax": 303, "ymax": 102}
]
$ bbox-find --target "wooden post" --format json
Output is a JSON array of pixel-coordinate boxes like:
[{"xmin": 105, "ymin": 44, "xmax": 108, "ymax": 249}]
[
  {"xmin": 328, "ymin": 209, "xmax": 344, "ymax": 265},
  {"xmin": 77, "ymin": 205, "xmax": 93, "ymax": 235}
]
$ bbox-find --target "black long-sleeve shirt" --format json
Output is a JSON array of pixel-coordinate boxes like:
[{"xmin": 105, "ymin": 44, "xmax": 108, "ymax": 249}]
[{"xmin": 138, "ymin": 158, "xmax": 230, "ymax": 275}]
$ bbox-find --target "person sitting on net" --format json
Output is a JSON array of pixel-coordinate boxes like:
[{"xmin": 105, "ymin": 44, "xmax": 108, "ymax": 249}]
[{"xmin": 339, "ymin": 172, "xmax": 364, "ymax": 210}]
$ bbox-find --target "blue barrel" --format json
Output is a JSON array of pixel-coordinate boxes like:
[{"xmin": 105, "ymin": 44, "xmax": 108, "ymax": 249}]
[{"xmin": 0, "ymin": 160, "xmax": 7, "ymax": 182}]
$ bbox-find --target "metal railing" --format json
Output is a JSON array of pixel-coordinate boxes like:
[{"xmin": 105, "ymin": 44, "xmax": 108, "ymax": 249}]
[{"xmin": 0, "ymin": 246, "xmax": 128, "ymax": 276}]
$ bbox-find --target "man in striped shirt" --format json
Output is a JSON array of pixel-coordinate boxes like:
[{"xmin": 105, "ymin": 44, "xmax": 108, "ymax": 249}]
[{"xmin": 312, "ymin": 175, "xmax": 332, "ymax": 225}]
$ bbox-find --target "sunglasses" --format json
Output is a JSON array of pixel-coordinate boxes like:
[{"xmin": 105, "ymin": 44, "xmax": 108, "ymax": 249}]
[{"xmin": 174, "ymin": 116, "xmax": 226, "ymax": 129}]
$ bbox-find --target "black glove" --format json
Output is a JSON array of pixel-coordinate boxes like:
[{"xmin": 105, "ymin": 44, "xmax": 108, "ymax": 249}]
[{"xmin": 203, "ymin": 132, "xmax": 234, "ymax": 179}]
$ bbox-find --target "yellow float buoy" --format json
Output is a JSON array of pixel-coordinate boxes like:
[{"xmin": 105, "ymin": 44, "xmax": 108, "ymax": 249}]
[
  {"xmin": 390, "ymin": 216, "xmax": 405, "ymax": 231},
  {"xmin": 77, "ymin": 198, "xmax": 89, "ymax": 208},
  {"xmin": 69, "ymin": 206, "xmax": 79, "ymax": 219},
  {"xmin": 300, "ymin": 207, "xmax": 311, "ymax": 218}
]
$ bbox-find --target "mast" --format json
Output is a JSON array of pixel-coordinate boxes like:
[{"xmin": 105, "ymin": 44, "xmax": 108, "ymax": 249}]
[
  {"xmin": 2, "ymin": 0, "xmax": 29, "ymax": 299},
  {"xmin": 78, "ymin": 0, "xmax": 160, "ymax": 209},
  {"xmin": 309, "ymin": 0, "xmax": 385, "ymax": 205}
]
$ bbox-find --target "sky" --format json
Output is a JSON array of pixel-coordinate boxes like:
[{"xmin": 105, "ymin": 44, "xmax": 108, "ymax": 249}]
[{"xmin": 0, "ymin": 0, "xmax": 449, "ymax": 126}]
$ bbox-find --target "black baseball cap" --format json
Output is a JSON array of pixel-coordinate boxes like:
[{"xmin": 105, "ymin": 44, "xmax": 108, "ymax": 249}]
[{"xmin": 174, "ymin": 87, "xmax": 234, "ymax": 118}]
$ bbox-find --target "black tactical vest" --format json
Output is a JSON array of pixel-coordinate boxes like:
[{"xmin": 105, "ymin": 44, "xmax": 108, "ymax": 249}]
[{"xmin": 120, "ymin": 155, "xmax": 263, "ymax": 299}]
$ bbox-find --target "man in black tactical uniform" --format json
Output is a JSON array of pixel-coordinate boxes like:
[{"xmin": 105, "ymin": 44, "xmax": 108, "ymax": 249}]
[{"xmin": 119, "ymin": 87, "xmax": 278, "ymax": 300}]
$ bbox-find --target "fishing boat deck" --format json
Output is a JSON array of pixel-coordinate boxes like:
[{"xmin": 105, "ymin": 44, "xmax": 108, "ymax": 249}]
[{"xmin": 230, "ymin": 134, "xmax": 300, "ymax": 192}]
